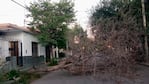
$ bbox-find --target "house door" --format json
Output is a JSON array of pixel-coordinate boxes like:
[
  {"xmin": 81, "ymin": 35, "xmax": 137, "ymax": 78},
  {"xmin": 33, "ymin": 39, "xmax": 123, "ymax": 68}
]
[
  {"xmin": 46, "ymin": 45, "xmax": 51, "ymax": 62},
  {"xmin": 9, "ymin": 41, "xmax": 19, "ymax": 65},
  {"xmin": 32, "ymin": 42, "xmax": 38, "ymax": 56}
]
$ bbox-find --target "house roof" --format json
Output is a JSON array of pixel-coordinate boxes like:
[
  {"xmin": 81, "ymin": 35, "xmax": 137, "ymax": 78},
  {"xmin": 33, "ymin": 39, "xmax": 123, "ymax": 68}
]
[{"xmin": 0, "ymin": 23, "xmax": 33, "ymax": 33}]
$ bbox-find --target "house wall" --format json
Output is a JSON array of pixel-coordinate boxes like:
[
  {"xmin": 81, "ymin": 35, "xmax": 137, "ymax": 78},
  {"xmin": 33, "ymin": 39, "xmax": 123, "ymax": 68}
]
[
  {"xmin": 22, "ymin": 32, "xmax": 45, "ymax": 57},
  {"xmin": 0, "ymin": 32, "xmax": 23, "ymax": 58},
  {"xmin": 0, "ymin": 40, "xmax": 9, "ymax": 62},
  {"xmin": 0, "ymin": 31, "xmax": 45, "ymax": 58},
  {"xmin": 22, "ymin": 32, "xmax": 37, "ymax": 56},
  {"xmin": 38, "ymin": 45, "xmax": 46, "ymax": 56},
  {"xmin": 4, "ymin": 32, "xmax": 23, "ymax": 56}
]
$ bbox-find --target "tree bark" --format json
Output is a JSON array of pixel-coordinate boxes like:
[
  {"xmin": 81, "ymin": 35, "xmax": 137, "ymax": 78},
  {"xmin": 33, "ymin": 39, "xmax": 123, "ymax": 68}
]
[{"xmin": 141, "ymin": 0, "xmax": 149, "ymax": 62}]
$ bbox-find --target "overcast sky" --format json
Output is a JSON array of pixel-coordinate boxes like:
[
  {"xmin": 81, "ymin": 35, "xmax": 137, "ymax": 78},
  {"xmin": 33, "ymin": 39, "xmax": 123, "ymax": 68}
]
[{"xmin": 0, "ymin": 0, "xmax": 98, "ymax": 29}]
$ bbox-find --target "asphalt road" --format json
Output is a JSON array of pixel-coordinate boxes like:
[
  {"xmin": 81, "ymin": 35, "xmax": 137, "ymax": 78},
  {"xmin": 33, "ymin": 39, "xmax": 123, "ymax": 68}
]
[{"xmin": 31, "ymin": 65, "xmax": 149, "ymax": 84}]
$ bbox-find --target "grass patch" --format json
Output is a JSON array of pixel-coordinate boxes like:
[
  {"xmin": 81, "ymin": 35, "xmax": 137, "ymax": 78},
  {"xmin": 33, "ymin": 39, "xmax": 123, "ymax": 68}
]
[
  {"xmin": 12, "ymin": 71, "xmax": 41, "ymax": 84},
  {"xmin": 0, "ymin": 70, "xmax": 41, "ymax": 84},
  {"xmin": 6, "ymin": 70, "xmax": 20, "ymax": 80}
]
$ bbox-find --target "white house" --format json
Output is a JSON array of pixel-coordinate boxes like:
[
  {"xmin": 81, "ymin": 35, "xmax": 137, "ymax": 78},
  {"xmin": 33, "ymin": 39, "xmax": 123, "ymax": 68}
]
[{"xmin": 0, "ymin": 23, "xmax": 47, "ymax": 66}]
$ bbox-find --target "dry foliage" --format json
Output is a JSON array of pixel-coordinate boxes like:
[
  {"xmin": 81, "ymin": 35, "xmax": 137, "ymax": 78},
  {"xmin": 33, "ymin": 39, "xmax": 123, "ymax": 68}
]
[
  {"xmin": 38, "ymin": 11, "xmax": 144, "ymax": 83},
  {"xmin": 60, "ymin": 13, "xmax": 144, "ymax": 78}
]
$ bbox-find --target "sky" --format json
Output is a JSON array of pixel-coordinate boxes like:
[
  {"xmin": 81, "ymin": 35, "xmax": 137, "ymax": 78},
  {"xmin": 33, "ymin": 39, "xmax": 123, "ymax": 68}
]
[{"xmin": 0, "ymin": 0, "xmax": 99, "ymax": 29}]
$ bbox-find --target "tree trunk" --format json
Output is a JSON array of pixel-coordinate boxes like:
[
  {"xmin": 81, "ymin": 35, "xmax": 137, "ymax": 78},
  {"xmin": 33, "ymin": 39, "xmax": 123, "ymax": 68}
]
[{"xmin": 141, "ymin": 0, "xmax": 149, "ymax": 62}]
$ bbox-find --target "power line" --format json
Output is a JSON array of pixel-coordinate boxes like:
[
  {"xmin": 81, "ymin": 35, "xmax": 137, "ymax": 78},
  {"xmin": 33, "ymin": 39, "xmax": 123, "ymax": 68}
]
[{"xmin": 11, "ymin": 0, "xmax": 26, "ymax": 9}]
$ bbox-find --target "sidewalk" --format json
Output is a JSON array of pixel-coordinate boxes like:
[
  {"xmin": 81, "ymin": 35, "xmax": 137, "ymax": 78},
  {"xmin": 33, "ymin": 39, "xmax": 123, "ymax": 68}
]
[{"xmin": 31, "ymin": 65, "xmax": 149, "ymax": 84}]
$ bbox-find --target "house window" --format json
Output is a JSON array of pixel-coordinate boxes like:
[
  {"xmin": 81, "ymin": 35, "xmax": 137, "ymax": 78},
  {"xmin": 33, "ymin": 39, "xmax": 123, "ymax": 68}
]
[{"xmin": 32, "ymin": 42, "xmax": 38, "ymax": 56}]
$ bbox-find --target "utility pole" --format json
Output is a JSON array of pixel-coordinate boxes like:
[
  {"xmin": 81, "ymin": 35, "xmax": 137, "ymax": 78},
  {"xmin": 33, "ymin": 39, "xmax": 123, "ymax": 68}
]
[{"xmin": 141, "ymin": 0, "xmax": 148, "ymax": 62}]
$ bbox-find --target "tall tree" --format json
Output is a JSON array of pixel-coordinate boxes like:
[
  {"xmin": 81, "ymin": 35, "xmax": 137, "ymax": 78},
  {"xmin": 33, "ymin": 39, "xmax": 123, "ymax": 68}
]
[
  {"xmin": 66, "ymin": 24, "xmax": 84, "ymax": 49},
  {"xmin": 141, "ymin": 0, "xmax": 148, "ymax": 62},
  {"xmin": 84, "ymin": 0, "xmax": 144, "ymax": 76},
  {"xmin": 27, "ymin": 0, "xmax": 75, "ymax": 48},
  {"xmin": 90, "ymin": 0, "xmax": 143, "ymax": 27}
]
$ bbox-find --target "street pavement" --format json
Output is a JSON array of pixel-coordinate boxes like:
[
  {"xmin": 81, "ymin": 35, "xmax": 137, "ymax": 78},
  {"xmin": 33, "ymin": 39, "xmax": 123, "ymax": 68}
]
[{"xmin": 31, "ymin": 65, "xmax": 149, "ymax": 84}]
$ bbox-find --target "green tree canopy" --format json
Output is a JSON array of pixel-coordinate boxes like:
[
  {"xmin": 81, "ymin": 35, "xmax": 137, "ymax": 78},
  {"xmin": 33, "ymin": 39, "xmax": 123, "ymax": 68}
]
[
  {"xmin": 90, "ymin": 0, "xmax": 143, "ymax": 29},
  {"xmin": 27, "ymin": 0, "xmax": 75, "ymax": 48}
]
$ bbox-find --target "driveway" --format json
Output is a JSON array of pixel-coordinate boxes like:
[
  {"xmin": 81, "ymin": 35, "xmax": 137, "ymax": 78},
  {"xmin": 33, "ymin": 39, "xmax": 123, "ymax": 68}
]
[{"xmin": 31, "ymin": 65, "xmax": 149, "ymax": 84}]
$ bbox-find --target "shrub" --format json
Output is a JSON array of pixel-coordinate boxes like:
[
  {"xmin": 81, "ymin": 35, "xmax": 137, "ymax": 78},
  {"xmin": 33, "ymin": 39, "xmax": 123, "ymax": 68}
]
[
  {"xmin": 13, "ymin": 72, "xmax": 41, "ymax": 84},
  {"xmin": 0, "ymin": 70, "xmax": 41, "ymax": 84},
  {"xmin": 6, "ymin": 70, "xmax": 20, "ymax": 80},
  {"xmin": 48, "ymin": 58, "xmax": 58, "ymax": 66}
]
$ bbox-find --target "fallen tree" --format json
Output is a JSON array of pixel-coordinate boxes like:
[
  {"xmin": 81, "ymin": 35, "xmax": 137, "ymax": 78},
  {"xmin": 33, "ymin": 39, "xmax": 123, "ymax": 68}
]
[
  {"xmin": 44, "ymin": 13, "xmax": 143, "ymax": 78},
  {"xmin": 31, "ymin": 0, "xmax": 144, "ymax": 79}
]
